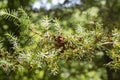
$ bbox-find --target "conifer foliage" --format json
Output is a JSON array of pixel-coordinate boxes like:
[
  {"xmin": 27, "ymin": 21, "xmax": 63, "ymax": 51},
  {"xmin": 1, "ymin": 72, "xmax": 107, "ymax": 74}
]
[{"xmin": 0, "ymin": 7, "xmax": 120, "ymax": 79}]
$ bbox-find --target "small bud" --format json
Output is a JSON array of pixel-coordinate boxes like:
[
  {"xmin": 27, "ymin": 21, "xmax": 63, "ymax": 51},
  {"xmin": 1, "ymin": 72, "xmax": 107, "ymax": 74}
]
[{"xmin": 2, "ymin": 64, "xmax": 7, "ymax": 68}]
